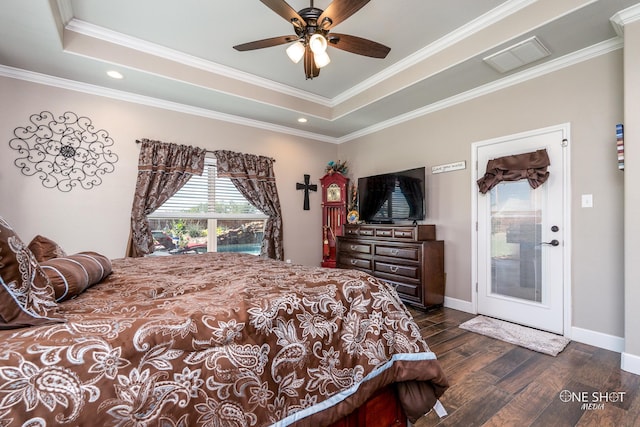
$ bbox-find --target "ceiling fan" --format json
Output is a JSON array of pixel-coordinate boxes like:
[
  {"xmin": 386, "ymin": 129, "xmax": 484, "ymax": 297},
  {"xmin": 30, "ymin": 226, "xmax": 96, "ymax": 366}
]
[{"xmin": 233, "ymin": 0, "xmax": 390, "ymax": 79}]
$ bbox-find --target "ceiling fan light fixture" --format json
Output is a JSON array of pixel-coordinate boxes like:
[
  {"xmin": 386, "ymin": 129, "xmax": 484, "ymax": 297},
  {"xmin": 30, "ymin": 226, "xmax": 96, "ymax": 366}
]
[
  {"xmin": 234, "ymin": 0, "xmax": 391, "ymax": 81},
  {"xmin": 314, "ymin": 51, "xmax": 331, "ymax": 68},
  {"xmin": 286, "ymin": 41, "xmax": 305, "ymax": 63},
  {"xmin": 309, "ymin": 33, "xmax": 328, "ymax": 54}
]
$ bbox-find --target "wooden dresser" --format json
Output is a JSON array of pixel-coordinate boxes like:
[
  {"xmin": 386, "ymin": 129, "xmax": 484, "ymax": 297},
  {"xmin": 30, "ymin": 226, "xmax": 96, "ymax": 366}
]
[{"xmin": 336, "ymin": 224, "xmax": 445, "ymax": 309}]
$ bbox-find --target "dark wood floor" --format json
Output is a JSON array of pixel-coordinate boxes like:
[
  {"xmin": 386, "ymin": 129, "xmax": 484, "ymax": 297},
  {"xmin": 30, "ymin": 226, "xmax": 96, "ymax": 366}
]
[{"xmin": 408, "ymin": 307, "xmax": 640, "ymax": 427}]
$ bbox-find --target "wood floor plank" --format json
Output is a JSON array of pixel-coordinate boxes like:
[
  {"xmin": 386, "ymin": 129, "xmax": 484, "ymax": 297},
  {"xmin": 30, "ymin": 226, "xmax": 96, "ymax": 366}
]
[
  {"xmin": 529, "ymin": 380, "xmax": 597, "ymax": 426},
  {"xmin": 534, "ymin": 346, "xmax": 592, "ymax": 392},
  {"xmin": 406, "ymin": 307, "xmax": 640, "ymax": 427},
  {"xmin": 575, "ymin": 403, "xmax": 625, "ymax": 427},
  {"xmin": 572, "ymin": 347, "xmax": 621, "ymax": 389},
  {"xmin": 495, "ymin": 351, "xmax": 551, "ymax": 394},
  {"xmin": 436, "ymin": 385, "xmax": 513, "ymax": 427},
  {"xmin": 437, "ymin": 370, "xmax": 501, "ymax": 412},
  {"xmin": 436, "ymin": 343, "xmax": 506, "ymax": 386},
  {"xmin": 620, "ymin": 382, "xmax": 640, "ymax": 427},
  {"xmin": 481, "ymin": 382, "xmax": 550, "ymax": 427},
  {"xmin": 423, "ymin": 327, "xmax": 469, "ymax": 347},
  {"xmin": 601, "ymin": 368, "xmax": 640, "ymax": 411},
  {"xmin": 482, "ymin": 346, "xmax": 536, "ymax": 379},
  {"xmin": 418, "ymin": 320, "xmax": 460, "ymax": 340}
]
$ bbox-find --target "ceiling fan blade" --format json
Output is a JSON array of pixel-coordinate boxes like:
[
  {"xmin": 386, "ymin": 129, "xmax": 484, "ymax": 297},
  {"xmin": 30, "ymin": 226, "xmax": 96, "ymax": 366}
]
[
  {"xmin": 328, "ymin": 33, "xmax": 390, "ymax": 58},
  {"xmin": 318, "ymin": 0, "xmax": 370, "ymax": 30},
  {"xmin": 233, "ymin": 35, "xmax": 298, "ymax": 51},
  {"xmin": 260, "ymin": 0, "xmax": 306, "ymax": 28},
  {"xmin": 303, "ymin": 45, "xmax": 320, "ymax": 79}
]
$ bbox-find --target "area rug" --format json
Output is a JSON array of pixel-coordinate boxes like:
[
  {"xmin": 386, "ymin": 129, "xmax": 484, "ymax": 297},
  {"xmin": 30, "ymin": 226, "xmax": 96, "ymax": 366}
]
[{"xmin": 459, "ymin": 316, "xmax": 570, "ymax": 356}]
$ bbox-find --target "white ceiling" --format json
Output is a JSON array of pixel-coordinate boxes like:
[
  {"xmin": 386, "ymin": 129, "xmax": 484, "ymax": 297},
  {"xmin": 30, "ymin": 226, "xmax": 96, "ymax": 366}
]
[{"xmin": 1, "ymin": 0, "xmax": 638, "ymax": 143}]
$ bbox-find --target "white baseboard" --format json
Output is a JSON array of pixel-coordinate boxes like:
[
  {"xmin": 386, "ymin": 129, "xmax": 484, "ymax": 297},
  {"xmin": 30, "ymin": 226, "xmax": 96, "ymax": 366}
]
[
  {"xmin": 621, "ymin": 352, "xmax": 640, "ymax": 375},
  {"xmin": 570, "ymin": 326, "xmax": 624, "ymax": 353},
  {"xmin": 443, "ymin": 296, "xmax": 475, "ymax": 314}
]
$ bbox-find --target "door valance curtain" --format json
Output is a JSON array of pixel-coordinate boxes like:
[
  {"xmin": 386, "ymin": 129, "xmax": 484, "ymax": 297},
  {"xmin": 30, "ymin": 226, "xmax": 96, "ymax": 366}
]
[
  {"xmin": 213, "ymin": 150, "xmax": 284, "ymax": 261},
  {"xmin": 127, "ymin": 139, "xmax": 206, "ymax": 257},
  {"xmin": 477, "ymin": 149, "xmax": 550, "ymax": 194}
]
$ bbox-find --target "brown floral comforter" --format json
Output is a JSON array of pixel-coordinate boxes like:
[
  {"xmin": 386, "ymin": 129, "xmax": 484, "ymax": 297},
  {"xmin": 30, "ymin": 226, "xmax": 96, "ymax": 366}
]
[{"xmin": 0, "ymin": 253, "xmax": 448, "ymax": 426}]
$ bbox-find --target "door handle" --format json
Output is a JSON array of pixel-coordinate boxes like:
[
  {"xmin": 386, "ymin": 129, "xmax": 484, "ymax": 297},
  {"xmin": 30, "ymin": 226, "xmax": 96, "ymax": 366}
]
[{"xmin": 540, "ymin": 239, "xmax": 560, "ymax": 247}]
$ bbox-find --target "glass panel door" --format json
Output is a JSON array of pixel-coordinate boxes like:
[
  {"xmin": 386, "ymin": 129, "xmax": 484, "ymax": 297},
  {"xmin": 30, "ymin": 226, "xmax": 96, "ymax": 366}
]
[
  {"xmin": 490, "ymin": 180, "xmax": 542, "ymax": 303},
  {"xmin": 475, "ymin": 124, "xmax": 567, "ymax": 334}
]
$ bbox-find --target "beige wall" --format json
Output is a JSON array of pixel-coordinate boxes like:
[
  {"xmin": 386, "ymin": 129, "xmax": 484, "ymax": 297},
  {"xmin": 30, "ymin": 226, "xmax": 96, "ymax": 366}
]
[
  {"xmin": 623, "ymin": 20, "xmax": 640, "ymax": 362},
  {"xmin": 339, "ymin": 51, "xmax": 625, "ymax": 339},
  {"xmin": 0, "ymin": 77, "xmax": 337, "ymax": 265}
]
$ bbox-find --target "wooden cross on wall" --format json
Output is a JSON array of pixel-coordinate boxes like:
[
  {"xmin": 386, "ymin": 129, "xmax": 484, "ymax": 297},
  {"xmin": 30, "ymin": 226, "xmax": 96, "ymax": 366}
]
[{"xmin": 296, "ymin": 174, "xmax": 317, "ymax": 210}]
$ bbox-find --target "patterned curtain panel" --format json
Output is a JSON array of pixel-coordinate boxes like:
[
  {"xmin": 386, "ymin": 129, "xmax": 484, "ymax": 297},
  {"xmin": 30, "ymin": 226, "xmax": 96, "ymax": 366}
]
[
  {"xmin": 477, "ymin": 149, "xmax": 550, "ymax": 194},
  {"xmin": 214, "ymin": 150, "xmax": 284, "ymax": 261},
  {"xmin": 126, "ymin": 139, "xmax": 206, "ymax": 257}
]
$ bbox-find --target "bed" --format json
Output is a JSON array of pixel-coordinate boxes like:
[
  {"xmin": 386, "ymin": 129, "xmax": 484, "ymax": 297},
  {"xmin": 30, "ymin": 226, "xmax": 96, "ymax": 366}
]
[{"xmin": 0, "ymin": 220, "xmax": 448, "ymax": 426}]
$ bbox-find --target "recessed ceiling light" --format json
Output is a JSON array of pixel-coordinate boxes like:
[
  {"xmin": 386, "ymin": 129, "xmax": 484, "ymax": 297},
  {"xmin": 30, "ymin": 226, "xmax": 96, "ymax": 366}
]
[
  {"xmin": 106, "ymin": 70, "xmax": 124, "ymax": 79},
  {"xmin": 297, "ymin": 117, "xmax": 307, "ymax": 123}
]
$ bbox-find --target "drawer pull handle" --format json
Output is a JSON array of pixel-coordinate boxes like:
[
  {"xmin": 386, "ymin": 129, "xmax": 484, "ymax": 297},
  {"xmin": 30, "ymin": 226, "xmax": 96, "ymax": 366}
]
[
  {"xmin": 391, "ymin": 249, "xmax": 399, "ymax": 255},
  {"xmin": 350, "ymin": 259, "xmax": 358, "ymax": 265},
  {"xmin": 350, "ymin": 245, "xmax": 358, "ymax": 250},
  {"xmin": 389, "ymin": 266, "xmax": 399, "ymax": 273}
]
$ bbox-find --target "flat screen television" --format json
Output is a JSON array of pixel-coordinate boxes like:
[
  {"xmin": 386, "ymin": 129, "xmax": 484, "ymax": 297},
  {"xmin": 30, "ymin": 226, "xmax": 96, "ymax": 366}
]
[{"xmin": 357, "ymin": 167, "xmax": 426, "ymax": 223}]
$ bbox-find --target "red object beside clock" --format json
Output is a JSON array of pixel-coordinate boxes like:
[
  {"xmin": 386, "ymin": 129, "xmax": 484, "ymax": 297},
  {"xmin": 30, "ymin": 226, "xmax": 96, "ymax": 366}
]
[{"xmin": 320, "ymin": 172, "xmax": 349, "ymax": 268}]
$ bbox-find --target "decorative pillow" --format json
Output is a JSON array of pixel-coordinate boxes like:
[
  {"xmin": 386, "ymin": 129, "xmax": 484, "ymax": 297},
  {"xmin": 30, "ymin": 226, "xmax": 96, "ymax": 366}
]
[
  {"xmin": 40, "ymin": 252, "xmax": 112, "ymax": 301},
  {"xmin": 28, "ymin": 235, "xmax": 67, "ymax": 262},
  {"xmin": 0, "ymin": 217, "xmax": 62, "ymax": 329}
]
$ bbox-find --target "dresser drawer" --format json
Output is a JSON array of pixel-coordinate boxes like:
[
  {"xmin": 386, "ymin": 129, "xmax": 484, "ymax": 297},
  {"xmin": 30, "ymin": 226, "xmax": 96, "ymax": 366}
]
[
  {"xmin": 375, "ymin": 228, "xmax": 394, "ymax": 238},
  {"xmin": 344, "ymin": 227, "xmax": 375, "ymax": 237},
  {"xmin": 345, "ymin": 227, "xmax": 359, "ymax": 237},
  {"xmin": 374, "ymin": 261, "xmax": 420, "ymax": 280},
  {"xmin": 339, "ymin": 256, "xmax": 372, "ymax": 270},
  {"xmin": 383, "ymin": 278, "xmax": 422, "ymax": 301},
  {"xmin": 338, "ymin": 240, "xmax": 372, "ymax": 255},
  {"xmin": 374, "ymin": 227, "xmax": 416, "ymax": 240},
  {"xmin": 393, "ymin": 228, "xmax": 417, "ymax": 239},
  {"xmin": 358, "ymin": 228, "xmax": 375, "ymax": 237},
  {"xmin": 375, "ymin": 245, "xmax": 420, "ymax": 261}
]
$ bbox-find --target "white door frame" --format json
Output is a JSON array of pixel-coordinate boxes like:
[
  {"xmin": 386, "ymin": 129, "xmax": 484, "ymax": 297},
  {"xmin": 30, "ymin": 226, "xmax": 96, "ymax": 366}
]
[{"xmin": 470, "ymin": 123, "xmax": 572, "ymax": 337}]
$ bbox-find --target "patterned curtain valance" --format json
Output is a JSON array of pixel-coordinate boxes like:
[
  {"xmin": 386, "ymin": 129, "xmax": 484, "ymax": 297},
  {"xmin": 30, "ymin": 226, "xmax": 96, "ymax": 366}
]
[
  {"xmin": 477, "ymin": 149, "xmax": 550, "ymax": 194},
  {"xmin": 137, "ymin": 138, "xmax": 206, "ymax": 174},
  {"xmin": 214, "ymin": 150, "xmax": 276, "ymax": 181}
]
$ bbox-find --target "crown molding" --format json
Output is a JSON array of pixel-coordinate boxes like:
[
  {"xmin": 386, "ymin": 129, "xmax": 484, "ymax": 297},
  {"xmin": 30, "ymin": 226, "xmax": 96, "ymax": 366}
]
[
  {"xmin": 332, "ymin": 0, "xmax": 537, "ymax": 106},
  {"xmin": 0, "ymin": 65, "xmax": 337, "ymax": 144},
  {"xmin": 62, "ymin": 0, "xmax": 535, "ymax": 110},
  {"xmin": 55, "ymin": 0, "xmax": 74, "ymax": 26},
  {"xmin": 610, "ymin": 3, "xmax": 640, "ymax": 37},
  {"xmin": 64, "ymin": 19, "xmax": 333, "ymax": 108},
  {"xmin": 337, "ymin": 37, "xmax": 623, "ymax": 143},
  {"xmin": 0, "ymin": 37, "xmax": 621, "ymax": 146}
]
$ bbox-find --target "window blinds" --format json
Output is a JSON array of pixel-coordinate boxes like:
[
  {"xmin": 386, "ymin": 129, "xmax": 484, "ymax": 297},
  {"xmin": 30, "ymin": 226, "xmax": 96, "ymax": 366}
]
[{"xmin": 152, "ymin": 157, "xmax": 263, "ymax": 216}]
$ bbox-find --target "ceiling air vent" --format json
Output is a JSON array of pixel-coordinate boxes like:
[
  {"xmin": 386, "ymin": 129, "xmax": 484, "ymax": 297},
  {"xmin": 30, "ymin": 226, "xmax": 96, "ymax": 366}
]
[{"xmin": 483, "ymin": 36, "xmax": 551, "ymax": 73}]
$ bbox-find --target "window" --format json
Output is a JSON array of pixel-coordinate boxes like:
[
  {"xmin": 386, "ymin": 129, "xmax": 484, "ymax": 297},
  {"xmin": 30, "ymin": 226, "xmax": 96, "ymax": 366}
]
[
  {"xmin": 148, "ymin": 156, "xmax": 267, "ymax": 256},
  {"xmin": 374, "ymin": 181, "xmax": 411, "ymax": 220}
]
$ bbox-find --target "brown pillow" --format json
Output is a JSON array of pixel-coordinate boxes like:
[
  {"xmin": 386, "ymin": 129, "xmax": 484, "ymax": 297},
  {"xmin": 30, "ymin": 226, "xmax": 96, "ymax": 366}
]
[
  {"xmin": 40, "ymin": 252, "xmax": 112, "ymax": 301},
  {"xmin": 0, "ymin": 217, "xmax": 62, "ymax": 329},
  {"xmin": 28, "ymin": 235, "xmax": 67, "ymax": 262}
]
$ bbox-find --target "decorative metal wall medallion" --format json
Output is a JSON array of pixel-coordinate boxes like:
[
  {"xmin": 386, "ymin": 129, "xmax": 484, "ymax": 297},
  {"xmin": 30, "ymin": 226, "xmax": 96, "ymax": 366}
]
[{"xmin": 9, "ymin": 111, "xmax": 119, "ymax": 192}]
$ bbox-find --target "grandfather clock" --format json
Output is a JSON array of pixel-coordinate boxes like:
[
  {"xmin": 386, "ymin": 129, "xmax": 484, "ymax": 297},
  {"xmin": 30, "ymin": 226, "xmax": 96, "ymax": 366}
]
[{"xmin": 320, "ymin": 172, "xmax": 349, "ymax": 268}]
